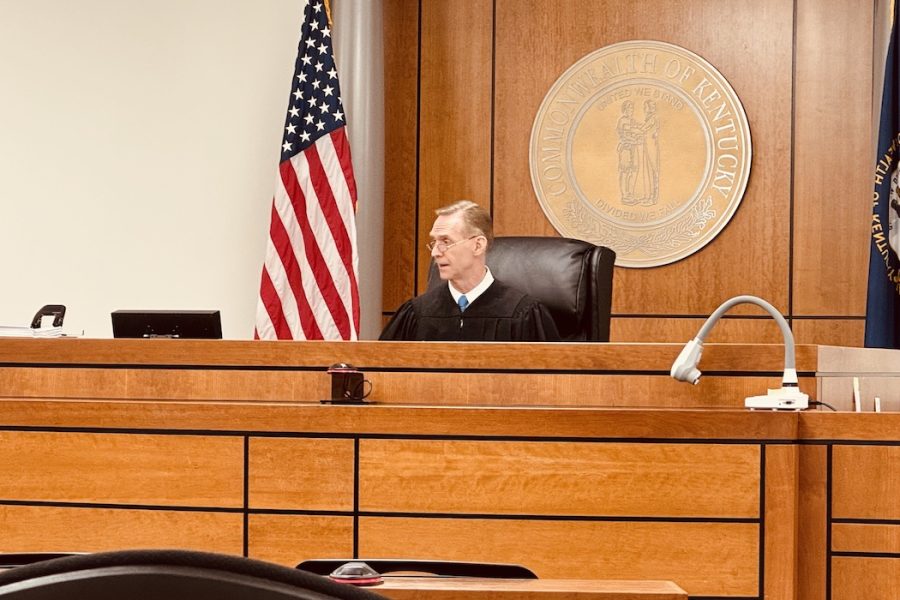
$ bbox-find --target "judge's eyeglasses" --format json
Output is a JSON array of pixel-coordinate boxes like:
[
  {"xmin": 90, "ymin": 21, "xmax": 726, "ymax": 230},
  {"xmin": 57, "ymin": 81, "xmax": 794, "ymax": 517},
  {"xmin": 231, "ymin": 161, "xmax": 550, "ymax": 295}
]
[{"xmin": 426, "ymin": 235, "xmax": 479, "ymax": 253}]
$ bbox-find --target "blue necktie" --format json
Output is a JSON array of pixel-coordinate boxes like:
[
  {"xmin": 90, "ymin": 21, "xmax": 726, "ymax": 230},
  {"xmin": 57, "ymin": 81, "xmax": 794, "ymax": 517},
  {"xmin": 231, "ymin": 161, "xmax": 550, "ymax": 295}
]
[{"xmin": 458, "ymin": 295, "xmax": 469, "ymax": 312}]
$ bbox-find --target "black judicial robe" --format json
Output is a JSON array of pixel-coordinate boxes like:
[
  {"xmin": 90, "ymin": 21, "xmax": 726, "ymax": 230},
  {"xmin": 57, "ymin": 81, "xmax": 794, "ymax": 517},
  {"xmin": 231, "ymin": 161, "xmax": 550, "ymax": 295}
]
[{"xmin": 379, "ymin": 280, "xmax": 561, "ymax": 342}]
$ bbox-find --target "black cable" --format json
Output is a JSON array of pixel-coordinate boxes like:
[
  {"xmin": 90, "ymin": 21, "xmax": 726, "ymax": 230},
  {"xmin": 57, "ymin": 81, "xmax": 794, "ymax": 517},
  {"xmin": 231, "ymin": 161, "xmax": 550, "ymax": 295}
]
[{"xmin": 810, "ymin": 400, "xmax": 837, "ymax": 412}]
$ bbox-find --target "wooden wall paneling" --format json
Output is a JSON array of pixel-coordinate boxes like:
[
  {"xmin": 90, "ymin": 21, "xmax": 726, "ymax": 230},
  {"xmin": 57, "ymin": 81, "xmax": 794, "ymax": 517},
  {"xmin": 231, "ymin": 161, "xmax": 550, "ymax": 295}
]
[
  {"xmin": 359, "ymin": 517, "xmax": 759, "ymax": 597},
  {"xmin": 493, "ymin": 0, "xmax": 793, "ymax": 319},
  {"xmin": 248, "ymin": 514, "xmax": 354, "ymax": 566},
  {"xmin": 0, "ymin": 367, "xmax": 128, "ymax": 399},
  {"xmin": 0, "ymin": 432, "xmax": 243, "ymax": 507},
  {"xmin": 798, "ymin": 444, "xmax": 828, "ymax": 600},
  {"xmin": 383, "ymin": 0, "xmax": 419, "ymax": 312},
  {"xmin": 792, "ymin": 319, "xmax": 866, "ymax": 347},
  {"xmin": 0, "ymin": 401, "xmax": 800, "ymax": 442},
  {"xmin": 793, "ymin": 0, "xmax": 873, "ymax": 318},
  {"xmin": 359, "ymin": 440, "xmax": 760, "ymax": 517},
  {"xmin": 611, "ymin": 315, "xmax": 797, "ymax": 343},
  {"xmin": 833, "ymin": 523, "xmax": 900, "ymax": 553},
  {"xmin": 416, "ymin": 0, "xmax": 494, "ymax": 295},
  {"xmin": 0, "ymin": 505, "xmax": 243, "ymax": 554},
  {"xmin": 832, "ymin": 445, "xmax": 900, "ymax": 519},
  {"xmin": 124, "ymin": 369, "xmax": 315, "ymax": 401},
  {"xmin": 800, "ymin": 413, "xmax": 900, "ymax": 442},
  {"xmin": 492, "ymin": 0, "xmax": 574, "ymax": 238},
  {"xmin": 248, "ymin": 438, "xmax": 354, "ymax": 510},
  {"xmin": 765, "ymin": 444, "xmax": 799, "ymax": 600},
  {"xmin": 369, "ymin": 371, "xmax": 816, "ymax": 408},
  {"xmin": 0, "ymin": 338, "xmax": 820, "ymax": 373},
  {"xmin": 615, "ymin": 316, "xmax": 865, "ymax": 347},
  {"xmin": 0, "ymin": 367, "xmax": 376, "ymax": 403},
  {"xmin": 831, "ymin": 557, "xmax": 900, "ymax": 600},
  {"xmin": 0, "ymin": 368, "xmax": 814, "ymax": 407}
]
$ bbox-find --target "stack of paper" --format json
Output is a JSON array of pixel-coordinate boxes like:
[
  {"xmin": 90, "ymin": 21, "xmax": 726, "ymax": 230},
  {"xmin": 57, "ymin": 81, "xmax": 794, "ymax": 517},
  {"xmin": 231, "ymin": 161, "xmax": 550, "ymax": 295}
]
[{"xmin": 0, "ymin": 325, "xmax": 63, "ymax": 338}]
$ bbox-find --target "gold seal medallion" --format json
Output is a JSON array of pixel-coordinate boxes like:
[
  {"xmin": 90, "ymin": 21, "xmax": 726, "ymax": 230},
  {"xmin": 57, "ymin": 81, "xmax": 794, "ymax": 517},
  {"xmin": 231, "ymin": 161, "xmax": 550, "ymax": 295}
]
[{"xmin": 530, "ymin": 40, "xmax": 752, "ymax": 268}]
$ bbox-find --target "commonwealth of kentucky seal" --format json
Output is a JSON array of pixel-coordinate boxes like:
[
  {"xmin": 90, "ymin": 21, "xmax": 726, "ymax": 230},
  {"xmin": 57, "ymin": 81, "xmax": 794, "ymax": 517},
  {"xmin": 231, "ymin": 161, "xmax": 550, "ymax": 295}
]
[{"xmin": 530, "ymin": 40, "xmax": 752, "ymax": 268}]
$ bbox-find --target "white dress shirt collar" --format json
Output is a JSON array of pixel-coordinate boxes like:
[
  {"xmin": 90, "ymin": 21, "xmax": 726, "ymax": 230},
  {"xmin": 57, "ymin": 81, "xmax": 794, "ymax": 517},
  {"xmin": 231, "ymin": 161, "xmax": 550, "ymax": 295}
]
[{"xmin": 449, "ymin": 267, "xmax": 494, "ymax": 307}]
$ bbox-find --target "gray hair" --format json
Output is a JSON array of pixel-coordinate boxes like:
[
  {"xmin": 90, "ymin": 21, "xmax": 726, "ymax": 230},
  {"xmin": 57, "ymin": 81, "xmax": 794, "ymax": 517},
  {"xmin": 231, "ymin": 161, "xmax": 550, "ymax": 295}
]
[{"xmin": 435, "ymin": 200, "xmax": 494, "ymax": 248}]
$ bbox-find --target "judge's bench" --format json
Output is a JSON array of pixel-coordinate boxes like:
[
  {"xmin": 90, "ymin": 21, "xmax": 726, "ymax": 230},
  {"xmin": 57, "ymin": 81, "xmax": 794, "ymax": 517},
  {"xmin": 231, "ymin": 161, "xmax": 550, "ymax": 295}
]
[{"xmin": 0, "ymin": 338, "xmax": 898, "ymax": 600}]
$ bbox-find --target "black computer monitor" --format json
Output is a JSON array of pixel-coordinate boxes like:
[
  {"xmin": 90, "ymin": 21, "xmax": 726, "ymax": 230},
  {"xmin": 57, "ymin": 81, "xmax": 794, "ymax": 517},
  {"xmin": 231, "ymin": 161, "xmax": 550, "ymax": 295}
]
[{"xmin": 111, "ymin": 310, "xmax": 222, "ymax": 339}]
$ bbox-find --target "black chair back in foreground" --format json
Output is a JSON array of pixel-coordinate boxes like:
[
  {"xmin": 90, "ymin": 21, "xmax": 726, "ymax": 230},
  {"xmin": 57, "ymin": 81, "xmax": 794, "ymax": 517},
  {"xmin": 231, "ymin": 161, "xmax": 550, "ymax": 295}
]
[
  {"xmin": 0, "ymin": 549, "xmax": 388, "ymax": 600},
  {"xmin": 427, "ymin": 236, "xmax": 616, "ymax": 341},
  {"xmin": 298, "ymin": 559, "xmax": 537, "ymax": 579},
  {"xmin": 0, "ymin": 556, "xmax": 79, "ymax": 570}
]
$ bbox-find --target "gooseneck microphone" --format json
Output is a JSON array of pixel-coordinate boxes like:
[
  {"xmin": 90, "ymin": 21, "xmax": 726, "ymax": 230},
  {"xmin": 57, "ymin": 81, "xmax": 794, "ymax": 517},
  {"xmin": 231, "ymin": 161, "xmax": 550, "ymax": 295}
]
[{"xmin": 670, "ymin": 295, "xmax": 808, "ymax": 410}]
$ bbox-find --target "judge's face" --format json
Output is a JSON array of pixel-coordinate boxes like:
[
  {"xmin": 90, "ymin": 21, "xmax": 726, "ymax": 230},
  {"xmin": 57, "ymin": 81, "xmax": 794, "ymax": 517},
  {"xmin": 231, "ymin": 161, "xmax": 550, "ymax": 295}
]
[{"xmin": 429, "ymin": 213, "xmax": 486, "ymax": 287}]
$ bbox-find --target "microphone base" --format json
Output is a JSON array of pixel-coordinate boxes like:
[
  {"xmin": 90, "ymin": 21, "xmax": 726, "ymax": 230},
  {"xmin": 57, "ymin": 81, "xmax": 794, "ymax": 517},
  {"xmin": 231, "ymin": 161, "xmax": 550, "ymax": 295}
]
[{"xmin": 745, "ymin": 387, "xmax": 809, "ymax": 411}]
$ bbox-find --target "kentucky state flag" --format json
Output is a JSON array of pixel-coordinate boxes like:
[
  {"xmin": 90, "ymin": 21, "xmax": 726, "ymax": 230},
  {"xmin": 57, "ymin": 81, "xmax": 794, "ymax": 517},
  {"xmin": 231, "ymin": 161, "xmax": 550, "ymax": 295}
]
[{"xmin": 866, "ymin": 1, "xmax": 900, "ymax": 348}]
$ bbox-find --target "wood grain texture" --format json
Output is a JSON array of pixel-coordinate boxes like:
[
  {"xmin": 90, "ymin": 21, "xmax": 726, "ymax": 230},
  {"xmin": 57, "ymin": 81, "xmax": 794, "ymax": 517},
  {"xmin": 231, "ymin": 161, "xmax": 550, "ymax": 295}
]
[
  {"xmin": 0, "ymin": 339, "xmax": 821, "ymax": 407},
  {"xmin": 0, "ymin": 367, "xmax": 311, "ymax": 401},
  {"xmin": 831, "ymin": 557, "xmax": 900, "ymax": 600},
  {"xmin": 611, "ymin": 317, "xmax": 798, "ymax": 344},
  {"xmin": 383, "ymin": 0, "xmax": 419, "ymax": 311},
  {"xmin": 764, "ymin": 444, "xmax": 798, "ymax": 600},
  {"xmin": 416, "ymin": 0, "xmax": 493, "ymax": 294},
  {"xmin": 798, "ymin": 445, "xmax": 828, "ymax": 600},
  {"xmin": 0, "ymin": 338, "xmax": 821, "ymax": 373},
  {"xmin": 359, "ymin": 440, "xmax": 760, "ymax": 517},
  {"xmin": 0, "ymin": 368, "xmax": 814, "ymax": 407},
  {"xmin": 833, "ymin": 523, "xmax": 900, "ymax": 554},
  {"xmin": 492, "ymin": 0, "xmax": 792, "ymax": 316},
  {"xmin": 359, "ymin": 517, "xmax": 758, "ymax": 597},
  {"xmin": 0, "ymin": 431, "xmax": 243, "ymax": 507},
  {"xmin": 832, "ymin": 445, "xmax": 900, "ymax": 520},
  {"xmin": 248, "ymin": 438, "xmax": 354, "ymax": 510},
  {"xmin": 793, "ymin": 0, "xmax": 872, "ymax": 317},
  {"xmin": 0, "ymin": 400, "xmax": 800, "ymax": 441},
  {"xmin": 800, "ymin": 413, "xmax": 900, "ymax": 442},
  {"xmin": 614, "ymin": 317, "xmax": 866, "ymax": 347},
  {"xmin": 0, "ymin": 366, "xmax": 128, "ymax": 399},
  {"xmin": 247, "ymin": 514, "xmax": 353, "ymax": 566},
  {"xmin": 0, "ymin": 505, "xmax": 242, "ymax": 554},
  {"xmin": 120, "ymin": 369, "xmax": 313, "ymax": 401},
  {"xmin": 375, "ymin": 578, "xmax": 688, "ymax": 600},
  {"xmin": 382, "ymin": 0, "xmax": 875, "ymax": 347},
  {"xmin": 792, "ymin": 319, "xmax": 866, "ymax": 347},
  {"xmin": 5, "ymin": 394, "xmax": 895, "ymax": 596},
  {"xmin": 370, "ymin": 372, "xmax": 816, "ymax": 408}
]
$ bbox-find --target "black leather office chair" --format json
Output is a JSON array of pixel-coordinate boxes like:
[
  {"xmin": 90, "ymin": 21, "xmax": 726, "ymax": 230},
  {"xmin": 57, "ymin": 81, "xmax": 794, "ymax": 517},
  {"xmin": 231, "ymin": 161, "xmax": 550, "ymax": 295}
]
[
  {"xmin": 0, "ymin": 555, "xmax": 79, "ymax": 569},
  {"xmin": 0, "ymin": 549, "xmax": 388, "ymax": 600},
  {"xmin": 428, "ymin": 236, "xmax": 616, "ymax": 341}
]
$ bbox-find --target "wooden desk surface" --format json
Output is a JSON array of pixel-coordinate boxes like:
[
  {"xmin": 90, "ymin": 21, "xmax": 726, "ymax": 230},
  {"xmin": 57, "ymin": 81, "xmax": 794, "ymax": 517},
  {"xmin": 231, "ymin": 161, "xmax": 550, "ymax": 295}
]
[
  {"xmin": 372, "ymin": 577, "xmax": 687, "ymax": 600},
  {"xmin": 0, "ymin": 338, "xmax": 819, "ymax": 372},
  {"xmin": 0, "ymin": 398, "xmax": 798, "ymax": 440}
]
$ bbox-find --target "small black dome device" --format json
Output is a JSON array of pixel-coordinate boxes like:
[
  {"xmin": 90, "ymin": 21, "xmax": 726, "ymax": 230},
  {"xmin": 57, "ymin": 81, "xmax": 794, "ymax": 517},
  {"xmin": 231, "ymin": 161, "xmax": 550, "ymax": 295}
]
[{"xmin": 328, "ymin": 561, "xmax": 383, "ymax": 586}]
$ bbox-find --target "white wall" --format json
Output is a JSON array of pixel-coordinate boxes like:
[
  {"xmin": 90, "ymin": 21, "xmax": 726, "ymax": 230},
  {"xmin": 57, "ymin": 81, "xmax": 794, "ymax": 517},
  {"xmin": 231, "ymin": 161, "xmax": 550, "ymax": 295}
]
[{"xmin": 0, "ymin": 0, "xmax": 378, "ymax": 339}]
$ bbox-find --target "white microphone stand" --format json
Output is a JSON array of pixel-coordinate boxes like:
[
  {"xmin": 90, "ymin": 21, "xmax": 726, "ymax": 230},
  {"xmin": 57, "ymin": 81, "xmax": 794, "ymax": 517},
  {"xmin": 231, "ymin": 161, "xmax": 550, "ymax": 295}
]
[{"xmin": 670, "ymin": 295, "xmax": 809, "ymax": 410}]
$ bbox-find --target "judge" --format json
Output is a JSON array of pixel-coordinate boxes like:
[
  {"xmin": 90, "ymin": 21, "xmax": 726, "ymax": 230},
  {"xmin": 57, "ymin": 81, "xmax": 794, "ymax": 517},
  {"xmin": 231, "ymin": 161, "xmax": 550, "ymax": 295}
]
[{"xmin": 380, "ymin": 200, "xmax": 561, "ymax": 342}]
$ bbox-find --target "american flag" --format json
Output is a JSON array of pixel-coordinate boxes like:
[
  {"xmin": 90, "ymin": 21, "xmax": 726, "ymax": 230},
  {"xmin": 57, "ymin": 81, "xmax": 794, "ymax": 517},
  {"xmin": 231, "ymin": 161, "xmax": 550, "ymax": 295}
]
[{"xmin": 255, "ymin": 0, "xmax": 360, "ymax": 340}]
